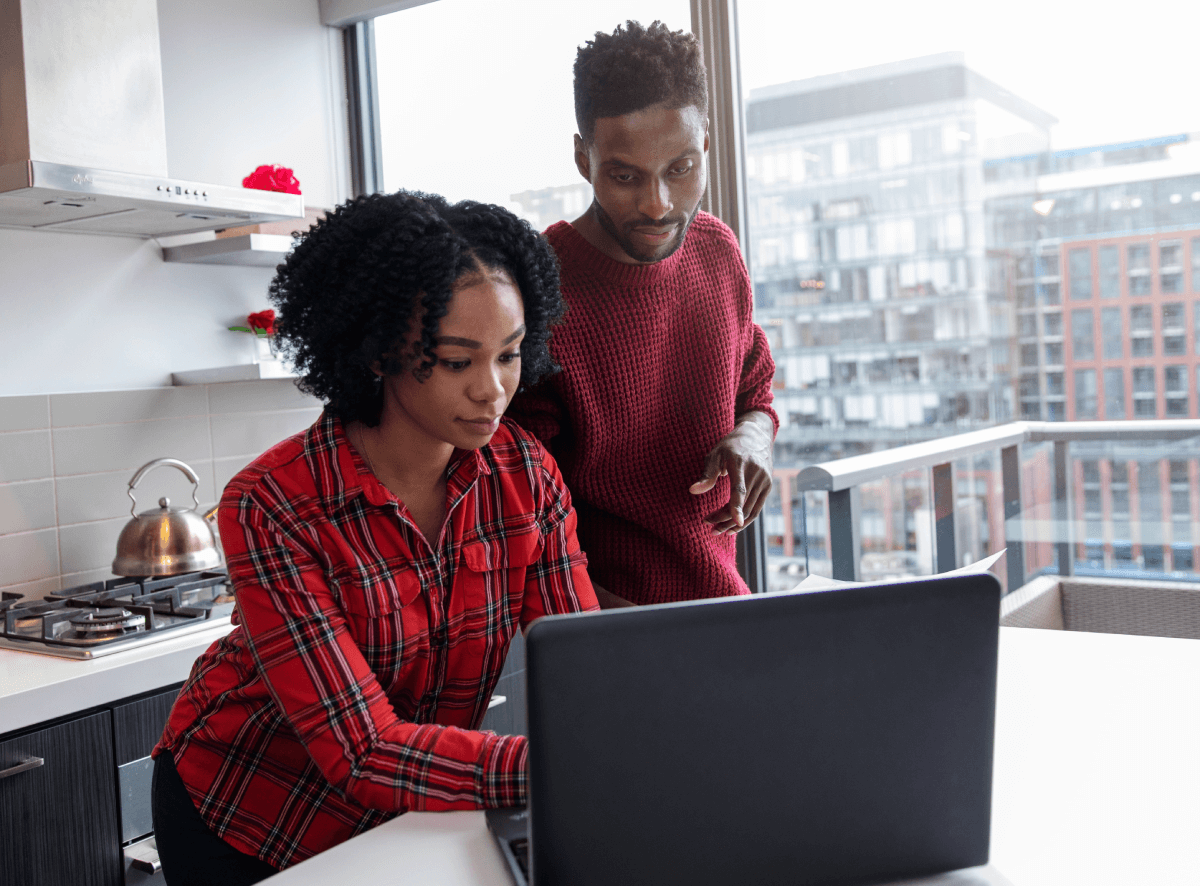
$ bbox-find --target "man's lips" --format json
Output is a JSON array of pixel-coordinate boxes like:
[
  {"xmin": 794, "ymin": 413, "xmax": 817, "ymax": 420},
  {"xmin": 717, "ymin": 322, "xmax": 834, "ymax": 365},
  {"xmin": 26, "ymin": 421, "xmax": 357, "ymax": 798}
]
[{"xmin": 632, "ymin": 226, "xmax": 676, "ymax": 243}]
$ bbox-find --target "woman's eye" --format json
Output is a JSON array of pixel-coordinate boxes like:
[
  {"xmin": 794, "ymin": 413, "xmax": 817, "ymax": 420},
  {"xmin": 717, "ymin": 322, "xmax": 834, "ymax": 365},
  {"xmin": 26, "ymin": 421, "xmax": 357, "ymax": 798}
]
[
  {"xmin": 499, "ymin": 351, "xmax": 521, "ymax": 364},
  {"xmin": 440, "ymin": 359, "xmax": 469, "ymax": 371}
]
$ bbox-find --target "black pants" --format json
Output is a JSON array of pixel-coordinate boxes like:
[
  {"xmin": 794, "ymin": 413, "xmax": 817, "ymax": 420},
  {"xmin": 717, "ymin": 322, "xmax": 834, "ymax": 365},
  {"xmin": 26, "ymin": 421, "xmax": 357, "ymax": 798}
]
[{"xmin": 152, "ymin": 749, "xmax": 279, "ymax": 886}]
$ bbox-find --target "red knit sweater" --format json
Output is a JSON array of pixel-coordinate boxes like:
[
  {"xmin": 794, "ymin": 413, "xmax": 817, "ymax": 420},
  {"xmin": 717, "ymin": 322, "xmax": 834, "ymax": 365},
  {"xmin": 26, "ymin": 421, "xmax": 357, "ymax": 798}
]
[{"xmin": 508, "ymin": 212, "xmax": 778, "ymax": 605}]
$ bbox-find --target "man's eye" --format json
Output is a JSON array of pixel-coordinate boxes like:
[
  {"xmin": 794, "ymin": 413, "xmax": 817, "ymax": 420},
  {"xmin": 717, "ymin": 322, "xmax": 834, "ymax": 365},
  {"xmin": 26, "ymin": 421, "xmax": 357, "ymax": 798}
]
[
  {"xmin": 612, "ymin": 172, "xmax": 636, "ymax": 184},
  {"xmin": 440, "ymin": 359, "xmax": 469, "ymax": 371},
  {"xmin": 670, "ymin": 164, "xmax": 692, "ymax": 176}
]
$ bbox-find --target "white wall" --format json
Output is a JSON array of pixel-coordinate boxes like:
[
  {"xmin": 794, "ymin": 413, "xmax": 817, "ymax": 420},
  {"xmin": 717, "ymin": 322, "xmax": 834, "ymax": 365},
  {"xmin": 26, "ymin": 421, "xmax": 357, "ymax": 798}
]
[{"xmin": 0, "ymin": 0, "xmax": 349, "ymax": 398}]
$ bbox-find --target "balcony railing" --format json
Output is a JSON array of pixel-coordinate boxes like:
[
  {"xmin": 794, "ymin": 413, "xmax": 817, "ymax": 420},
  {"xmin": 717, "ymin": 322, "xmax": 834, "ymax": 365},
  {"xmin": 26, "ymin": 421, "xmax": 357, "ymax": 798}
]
[{"xmin": 792, "ymin": 420, "xmax": 1200, "ymax": 592}]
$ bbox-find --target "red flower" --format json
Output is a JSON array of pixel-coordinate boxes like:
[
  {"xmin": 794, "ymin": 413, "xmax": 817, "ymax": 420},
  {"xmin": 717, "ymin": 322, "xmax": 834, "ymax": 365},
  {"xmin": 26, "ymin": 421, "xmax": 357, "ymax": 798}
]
[
  {"xmin": 242, "ymin": 165, "xmax": 301, "ymax": 195},
  {"xmin": 247, "ymin": 310, "xmax": 276, "ymax": 335}
]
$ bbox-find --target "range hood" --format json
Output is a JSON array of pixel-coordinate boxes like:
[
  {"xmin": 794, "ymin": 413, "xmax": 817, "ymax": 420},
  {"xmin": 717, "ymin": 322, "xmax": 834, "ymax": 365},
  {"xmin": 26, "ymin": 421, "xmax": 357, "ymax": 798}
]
[{"xmin": 0, "ymin": 0, "xmax": 303, "ymax": 238}]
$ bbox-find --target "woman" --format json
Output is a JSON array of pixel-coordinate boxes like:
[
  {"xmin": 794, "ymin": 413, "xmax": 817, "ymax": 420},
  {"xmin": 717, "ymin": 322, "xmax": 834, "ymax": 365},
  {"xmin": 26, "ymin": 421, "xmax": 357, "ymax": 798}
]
[{"xmin": 151, "ymin": 191, "xmax": 598, "ymax": 885}]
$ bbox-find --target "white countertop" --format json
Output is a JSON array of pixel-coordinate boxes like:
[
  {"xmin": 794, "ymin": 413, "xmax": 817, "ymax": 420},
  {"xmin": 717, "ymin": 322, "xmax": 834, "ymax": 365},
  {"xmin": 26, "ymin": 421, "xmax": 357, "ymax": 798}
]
[
  {"xmin": 264, "ymin": 626, "xmax": 1200, "ymax": 886},
  {"xmin": 0, "ymin": 622, "xmax": 232, "ymax": 734}
]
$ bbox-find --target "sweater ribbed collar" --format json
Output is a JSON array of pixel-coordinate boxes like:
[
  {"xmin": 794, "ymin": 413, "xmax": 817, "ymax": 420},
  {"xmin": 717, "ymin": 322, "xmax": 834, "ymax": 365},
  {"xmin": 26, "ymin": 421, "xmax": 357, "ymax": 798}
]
[{"xmin": 546, "ymin": 216, "xmax": 700, "ymax": 288}]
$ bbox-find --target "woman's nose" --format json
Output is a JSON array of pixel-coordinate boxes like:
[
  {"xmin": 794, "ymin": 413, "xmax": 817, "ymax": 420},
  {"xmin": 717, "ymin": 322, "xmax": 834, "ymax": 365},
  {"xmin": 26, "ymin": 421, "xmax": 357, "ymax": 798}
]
[{"xmin": 469, "ymin": 364, "xmax": 506, "ymax": 403}]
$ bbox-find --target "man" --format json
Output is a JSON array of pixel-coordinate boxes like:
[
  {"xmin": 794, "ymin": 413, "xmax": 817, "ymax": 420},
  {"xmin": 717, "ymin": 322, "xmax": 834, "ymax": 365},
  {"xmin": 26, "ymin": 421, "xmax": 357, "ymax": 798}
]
[{"xmin": 509, "ymin": 20, "xmax": 777, "ymax": 608}]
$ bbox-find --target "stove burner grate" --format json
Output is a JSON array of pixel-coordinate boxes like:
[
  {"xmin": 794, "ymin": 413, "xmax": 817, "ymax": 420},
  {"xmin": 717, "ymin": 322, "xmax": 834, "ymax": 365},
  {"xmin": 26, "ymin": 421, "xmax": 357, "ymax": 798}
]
[{"xmin": 69, "ymin": 607, "xmax": 146, "ymax": 634}]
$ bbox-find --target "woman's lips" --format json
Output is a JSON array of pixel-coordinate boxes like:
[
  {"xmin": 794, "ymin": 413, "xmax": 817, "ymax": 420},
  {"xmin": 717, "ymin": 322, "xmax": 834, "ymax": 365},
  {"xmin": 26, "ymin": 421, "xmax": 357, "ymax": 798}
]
[{"xmin": 460, "ymin": 417, "xmax": 500, "ymax": 434}]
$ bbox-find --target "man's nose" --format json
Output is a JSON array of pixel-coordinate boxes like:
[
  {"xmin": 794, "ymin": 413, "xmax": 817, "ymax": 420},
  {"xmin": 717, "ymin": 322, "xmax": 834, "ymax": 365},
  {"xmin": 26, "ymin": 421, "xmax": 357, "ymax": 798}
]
[{"xmin": 639, "ymin": 177, "xmax": 672, "ymax": 221}]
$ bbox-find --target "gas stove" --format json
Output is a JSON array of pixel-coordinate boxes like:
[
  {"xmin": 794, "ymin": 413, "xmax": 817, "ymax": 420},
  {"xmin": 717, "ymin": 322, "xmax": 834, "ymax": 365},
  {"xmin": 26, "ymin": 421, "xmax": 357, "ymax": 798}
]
[{"xmin": 0, "ymin": 571, "xmax": 234, "ymax": 660}]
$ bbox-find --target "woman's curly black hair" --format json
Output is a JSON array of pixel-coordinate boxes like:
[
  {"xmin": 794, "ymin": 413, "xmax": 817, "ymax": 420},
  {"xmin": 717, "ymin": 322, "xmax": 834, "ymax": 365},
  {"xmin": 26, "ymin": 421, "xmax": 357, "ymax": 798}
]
[
  {"xmin": 268, "ymin": 190, "xmax": 564, "ymax": 426},
  {"xmin": 574, "ymin": 20, "xmax": 708, "ymax": 144}
]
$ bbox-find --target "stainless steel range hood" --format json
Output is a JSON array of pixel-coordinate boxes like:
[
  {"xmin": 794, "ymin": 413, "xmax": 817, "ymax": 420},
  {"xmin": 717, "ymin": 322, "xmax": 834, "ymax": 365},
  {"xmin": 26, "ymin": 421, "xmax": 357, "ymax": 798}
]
[{"xmin": 0, "ymin": 0, "xmax": 303, "ymax": 238}]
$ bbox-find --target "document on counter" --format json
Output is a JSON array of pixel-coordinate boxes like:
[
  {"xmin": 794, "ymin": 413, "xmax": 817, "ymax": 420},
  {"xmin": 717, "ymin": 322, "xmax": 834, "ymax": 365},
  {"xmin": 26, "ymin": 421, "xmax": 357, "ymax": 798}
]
[{"xmin": 792, "ymin": 550, "xmax": 1006, "ymax": 593}]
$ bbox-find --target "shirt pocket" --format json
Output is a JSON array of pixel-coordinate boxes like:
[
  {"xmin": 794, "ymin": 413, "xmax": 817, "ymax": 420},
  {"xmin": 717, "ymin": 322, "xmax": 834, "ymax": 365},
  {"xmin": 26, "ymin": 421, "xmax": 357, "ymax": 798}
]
[
  {"xmin": 331, "ymin": 559, "xmax": 424, "ymax": 618},
  {"xmin": 462, "ymin": 527, "xmax": 543, "ymax": 574}
]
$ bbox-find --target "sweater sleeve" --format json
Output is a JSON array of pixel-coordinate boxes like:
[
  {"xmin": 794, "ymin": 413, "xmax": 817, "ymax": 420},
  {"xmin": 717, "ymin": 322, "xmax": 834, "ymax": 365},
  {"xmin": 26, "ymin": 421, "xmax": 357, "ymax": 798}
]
[{"xmin": 730, "ymin": 244, "xmax": 780, "ymax": 434}]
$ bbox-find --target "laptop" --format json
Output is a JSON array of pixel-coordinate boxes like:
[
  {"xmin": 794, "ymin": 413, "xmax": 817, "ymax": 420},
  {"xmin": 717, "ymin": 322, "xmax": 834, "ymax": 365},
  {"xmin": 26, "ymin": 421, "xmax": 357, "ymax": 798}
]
[{"xmin": 488, "ymin": 571, "xmax": 1003, "ymax": 886}]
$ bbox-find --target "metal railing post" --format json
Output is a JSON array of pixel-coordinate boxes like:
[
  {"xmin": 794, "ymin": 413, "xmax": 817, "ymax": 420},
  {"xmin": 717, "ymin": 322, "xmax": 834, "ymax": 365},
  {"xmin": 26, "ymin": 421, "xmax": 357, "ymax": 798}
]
[
  {"xmin": 1001, "ymin": 444, "xmax": 1026, "ymax": 592},
  {"xmin": 829, "ymin": 487, "xmax": 861, "ymax": 581},
  {"xmin": 932, "ymin": 462, "xmax": 956, "ymax": 573},
  {"xmin": 1054, "ymin": 440, "xmax": 1074, "ymax": 577}
]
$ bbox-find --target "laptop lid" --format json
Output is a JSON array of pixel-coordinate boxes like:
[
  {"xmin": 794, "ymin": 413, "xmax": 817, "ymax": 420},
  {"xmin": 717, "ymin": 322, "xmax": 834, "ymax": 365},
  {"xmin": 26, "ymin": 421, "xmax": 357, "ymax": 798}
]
[{"xmin": 522, "ymin": 572, "xmax": 1002, "ymax": 886}]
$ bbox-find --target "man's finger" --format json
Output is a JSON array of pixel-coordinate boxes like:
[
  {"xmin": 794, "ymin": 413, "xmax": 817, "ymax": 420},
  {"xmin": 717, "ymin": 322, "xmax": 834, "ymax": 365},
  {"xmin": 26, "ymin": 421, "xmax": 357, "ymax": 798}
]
[{"xmin": 689, "ymin": 449, "xmax": 728, "ymax": 494}]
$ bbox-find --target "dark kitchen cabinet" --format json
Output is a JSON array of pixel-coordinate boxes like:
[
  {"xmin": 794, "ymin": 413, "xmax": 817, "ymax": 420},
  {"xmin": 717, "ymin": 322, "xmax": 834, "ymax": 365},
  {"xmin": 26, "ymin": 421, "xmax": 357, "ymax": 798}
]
[
  {"xmin": 0, "ymin": 711, "xmax": 123, "ymax": 886},
  {"xmin": 0, "ymin": 685, "xmax": 182, "ymax": 886}
]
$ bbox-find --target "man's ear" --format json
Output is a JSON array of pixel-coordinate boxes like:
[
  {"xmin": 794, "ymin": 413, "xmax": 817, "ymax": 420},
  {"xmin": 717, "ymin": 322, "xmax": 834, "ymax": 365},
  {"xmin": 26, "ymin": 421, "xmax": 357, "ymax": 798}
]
[{"xmin": 574, "ymin": 133, "xmax": 592, "ymax": 181}]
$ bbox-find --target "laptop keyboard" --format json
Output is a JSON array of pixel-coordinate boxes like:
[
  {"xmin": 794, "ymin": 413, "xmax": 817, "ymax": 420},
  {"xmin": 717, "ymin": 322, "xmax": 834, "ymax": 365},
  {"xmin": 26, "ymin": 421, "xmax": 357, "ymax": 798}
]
[{"xmin": 509, "ymin": 836, "xmax": 530, "ymax": 880}]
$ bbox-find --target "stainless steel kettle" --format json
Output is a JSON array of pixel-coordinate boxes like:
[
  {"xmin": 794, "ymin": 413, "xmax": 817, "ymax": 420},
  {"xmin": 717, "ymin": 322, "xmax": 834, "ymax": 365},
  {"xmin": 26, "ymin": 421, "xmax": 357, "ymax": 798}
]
[{"xmin": 112, "ymin": 458, "xmax": 222, "ymax": 577}]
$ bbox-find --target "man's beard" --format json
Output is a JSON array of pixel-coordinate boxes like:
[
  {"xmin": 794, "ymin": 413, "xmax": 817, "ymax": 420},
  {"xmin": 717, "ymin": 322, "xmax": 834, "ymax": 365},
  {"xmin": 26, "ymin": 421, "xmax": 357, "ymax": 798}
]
[{"xmin": 591, "ymin": 199, "xmax": 699, "ymax": 264}]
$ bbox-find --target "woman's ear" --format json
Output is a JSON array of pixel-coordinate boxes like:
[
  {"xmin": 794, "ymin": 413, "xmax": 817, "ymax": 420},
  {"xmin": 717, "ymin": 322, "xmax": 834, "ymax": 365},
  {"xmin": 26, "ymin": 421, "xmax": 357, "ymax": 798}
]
[{"xmin": 370, "ymin": 359, "xmax": 386, "ymax": 378}]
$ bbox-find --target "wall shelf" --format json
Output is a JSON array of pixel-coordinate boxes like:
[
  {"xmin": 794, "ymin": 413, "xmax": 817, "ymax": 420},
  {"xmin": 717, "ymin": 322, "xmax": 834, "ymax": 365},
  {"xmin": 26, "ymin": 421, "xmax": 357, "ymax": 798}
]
[
  {"xmin": 172, "ymin": 362, "xmax": 296, "ymax": 385},
  {"xmin": 160, "ymin": 233, "xmax": 292, "ymax": 267}
]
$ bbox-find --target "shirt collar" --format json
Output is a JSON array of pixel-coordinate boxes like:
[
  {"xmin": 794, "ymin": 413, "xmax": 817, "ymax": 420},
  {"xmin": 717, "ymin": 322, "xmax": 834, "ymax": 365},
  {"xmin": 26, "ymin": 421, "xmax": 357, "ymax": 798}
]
[{"xmin": 309, "ymin": 411, "xmax": 492, "ymax": 515}]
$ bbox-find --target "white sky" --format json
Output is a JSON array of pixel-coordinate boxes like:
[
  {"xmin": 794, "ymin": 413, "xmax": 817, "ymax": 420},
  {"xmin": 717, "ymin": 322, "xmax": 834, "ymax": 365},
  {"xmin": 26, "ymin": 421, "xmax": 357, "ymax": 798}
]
[{"xmin": 375, "ymin": 0, "xmax": 1200, "ymax": 208}]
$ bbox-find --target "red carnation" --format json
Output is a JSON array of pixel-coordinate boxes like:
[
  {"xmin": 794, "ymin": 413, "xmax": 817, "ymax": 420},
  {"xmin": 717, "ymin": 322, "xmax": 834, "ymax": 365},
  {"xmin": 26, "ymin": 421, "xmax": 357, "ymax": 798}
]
[
  {"xmin": 242, "ymin": 164, "xmax": 301, "ymax": 195},
  {"xmin": 247, "ymin": 310, "xmax": 276, "ymax": 335}
]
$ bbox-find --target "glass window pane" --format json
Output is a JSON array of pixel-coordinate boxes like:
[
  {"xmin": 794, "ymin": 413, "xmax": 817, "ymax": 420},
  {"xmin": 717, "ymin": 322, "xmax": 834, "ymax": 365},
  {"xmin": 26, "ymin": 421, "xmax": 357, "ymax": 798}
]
[
  {"xmin": 1074, "ymin": 368, "xmax": 1097, "ymax": 418},
  {"xmin": 1070, "ymin": 309, "xmax": 1093, "ymax": 360},
  {"xmin": 374, "ymin": 0, "xmax": 689, "ymax": 213},
  {"xmin": 1101, "ymin": 307, "xmax": 1123, "ymax": 359},
  {"xmin": 1068, "ymin": 247, "xmax": 1092, "ymax": 299},
  {"xmin": 1099, "ymin": 246, "xmax": 1121, "ymax": 298},
  {"xmin": 1105, "ymin": 368, "xmax": 1126, "ymax": 419}
]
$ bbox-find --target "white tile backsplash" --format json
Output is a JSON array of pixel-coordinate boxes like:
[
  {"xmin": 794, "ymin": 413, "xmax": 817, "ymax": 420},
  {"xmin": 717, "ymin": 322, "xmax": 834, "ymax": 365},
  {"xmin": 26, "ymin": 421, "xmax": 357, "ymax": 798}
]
[
  {"xmin": 58, "ymin": 517, "xmax": 127, "ymax": 576},
  {"xmin": 0, "ymin": 430, "xmax": 54, "ymax": 482},
  {"xmin": 0, "ymin": 480, "xmax": 57, "ymax": 535},
  {"xmin": 50, "ymin": 386, "xmax": 210, "ymax": 427},
  {"xmin": 0, "ymin": 527, "xmax": 60, "ymax": 586},
  {"xmin": 0, "ymin": 395, "xmax": 50, "ymax": 431},
  {"xmin": 210, "ymin": 408, "xmax": 322, "ymax": 459},
  {"xmin": 52, "ymin": 416, "xmax": 213, "ymax": 477},
  {"xmin": 0, "ymin": 380, "xmax": 320, "ymax": 599},
  {"xmin": 55, "ymin": 462, "xmax": 218, "ymax": 526}
]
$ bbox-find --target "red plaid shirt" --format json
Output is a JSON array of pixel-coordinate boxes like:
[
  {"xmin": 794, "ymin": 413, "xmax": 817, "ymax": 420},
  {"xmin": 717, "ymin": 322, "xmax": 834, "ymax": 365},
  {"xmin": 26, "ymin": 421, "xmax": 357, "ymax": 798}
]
[{"xmin": 154, "ymin": 413, "xmax": 596, "ymax": 869}]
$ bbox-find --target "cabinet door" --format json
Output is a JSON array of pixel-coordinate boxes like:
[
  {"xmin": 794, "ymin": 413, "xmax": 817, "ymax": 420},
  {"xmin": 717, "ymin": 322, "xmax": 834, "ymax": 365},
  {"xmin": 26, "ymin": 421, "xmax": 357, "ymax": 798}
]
[{"xmin": 0, "ymin": 711, "xmax": 122, "ymax": 886}]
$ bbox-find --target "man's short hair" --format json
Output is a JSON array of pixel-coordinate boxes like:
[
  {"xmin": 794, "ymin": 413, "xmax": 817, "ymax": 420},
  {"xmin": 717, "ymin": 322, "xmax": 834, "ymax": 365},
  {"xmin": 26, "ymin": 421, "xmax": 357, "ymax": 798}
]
[{"xmin": 574, "ymin": 20, "xmax": 708, "ymax": 144}]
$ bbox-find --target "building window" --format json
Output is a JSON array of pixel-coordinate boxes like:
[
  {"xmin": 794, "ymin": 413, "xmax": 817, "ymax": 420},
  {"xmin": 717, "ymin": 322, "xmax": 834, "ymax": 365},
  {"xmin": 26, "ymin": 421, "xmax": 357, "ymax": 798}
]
[
  {"xmin": 1102, "ymin": 307, "xmax": 1123, "ymax": 359},
  {"xmin": 1071, "ymin": 309, "xmax": 1094, "ymax": 360},
  {"xmin": 1161, "ymin": 239, "xmax": 1184, "ymax": 293},
  {"xmin": 1043, "ymin": 311, "xmax": 1063, "ymax": 336},
  {"xmin": 1130, "ymin": 304, "xmax": 1154, "ymax": 357},
  {"xmin": 1044, "ymin": 342, "xmax": 1063, "ymax": 366},
  {"xmin": 1075, "ymin": 369, "xmax": 1097, "ymax": 418},
  {"xmin": 1165, "ymin": 365, "xmax": 1189, "ymax": 416},
  {"xmin": 1038, "ymin": 280, "xmax": 1061, "ymax": 305},
  {"xmin": 1046, "ymin": 371, "xmax": 1064, "ymax": 395},
  {"xmin": 1163, "ymin": 302, "xmax": 1186, "ymax": 356},
  {"xmin": 1105, "ymin": 368, "xmax": 1126, "ymax": 419},
  {"xmin": 1020, "ymin": 343, "xmax": 1039, "ymax": 367},
  {"xmin": 1193, "ymin": 237, "xmax": 1200, "ymax": 293},
  {"xmin": 1018, "ymin": 313, "xmax": 1037, "ymax": 337},
  {"xmin": 1133, "ymin": 367, "xmax": 1157, "ymax": 417},
  {"xmin": 1128, "ymin": 243, "xmax": 1152, "ymax": 295},
  {"xmin": 1069, "ymin": 247, "xmax": 1092, "ymax": 300},
  {"xmin": 1099, "ymin": 245, "xmax": 1120, "ymax": 298}
]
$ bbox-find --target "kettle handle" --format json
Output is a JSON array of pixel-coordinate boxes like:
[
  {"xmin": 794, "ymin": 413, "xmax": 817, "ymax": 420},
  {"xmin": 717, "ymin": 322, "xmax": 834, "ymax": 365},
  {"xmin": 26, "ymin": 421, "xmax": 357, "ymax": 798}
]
[{"xmin": 127, "ymin": 458, "xmax": 202, "ymax": 518}]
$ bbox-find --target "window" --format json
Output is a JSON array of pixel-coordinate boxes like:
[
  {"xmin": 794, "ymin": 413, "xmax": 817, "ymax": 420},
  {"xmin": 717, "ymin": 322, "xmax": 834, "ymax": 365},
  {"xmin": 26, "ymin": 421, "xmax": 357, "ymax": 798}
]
[
  {"xmin": 372, "ymin": 0, "xmax": 689, "ymax": 213},
  {"xmin": 1193, "ymin": 237, "xmax": 1200, "ymax": 292},
  {"xmin": 1133, "ymin": 367, "xmax": 1157, "ymax": 417},
  {"xmin": 1074, "ymin": 369, "xmax": 1097, "ymax": 418},
  {"xmin": 1165, "ymin": 365, "xmax": 1189, "ymax": 416},
  {"xmin": 1105, "ymin": 368, "xmax": 1126, "ymax": 419},
  {"xmin": 1020, "ymin": 343, "xmax": 1039, "ymax": 367},
  {"xmin": 1128, "ymin": 244, "xmax": 1152, "ymax": 295},
  {"xmin": 1098, "ymin": 245, "xmax": 1120, "ymax": 298},
  {"xmin": 1068, "ymin": 248, "xmax": 1092, "ymax": 299},
  {"xmin": 1043, "ymin": 311, "xmax": 1062, "ymax": 336},
  {"xmin": 1044, "ymin": 342, "xmax": 1063, "ymax": 366},
  {"xmin": 1046, "ymin": 371, "xmax": 1064, "ymax": 395},
  {"xmin": 1071, "ymin": 309, "xmax": 1094, "ymax": 360},
  {"xmin": 1130, "ymin": 304, "xmax": 1154, "ymax": 357},
  {"xmin": 1018, "ymin": 313, "xmax": 1037, "ymax": 337},
  {"xmin": 1163, "ymin": 302, "xmax": 1186, "ymax": 356},
  {"xmin": 1161, "ymin": 240, "xmax": 1182, "ymax": 268},
  {"xmin": 1102, "ymin": 307, "xmax": 1123, "ymax": 359}
]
